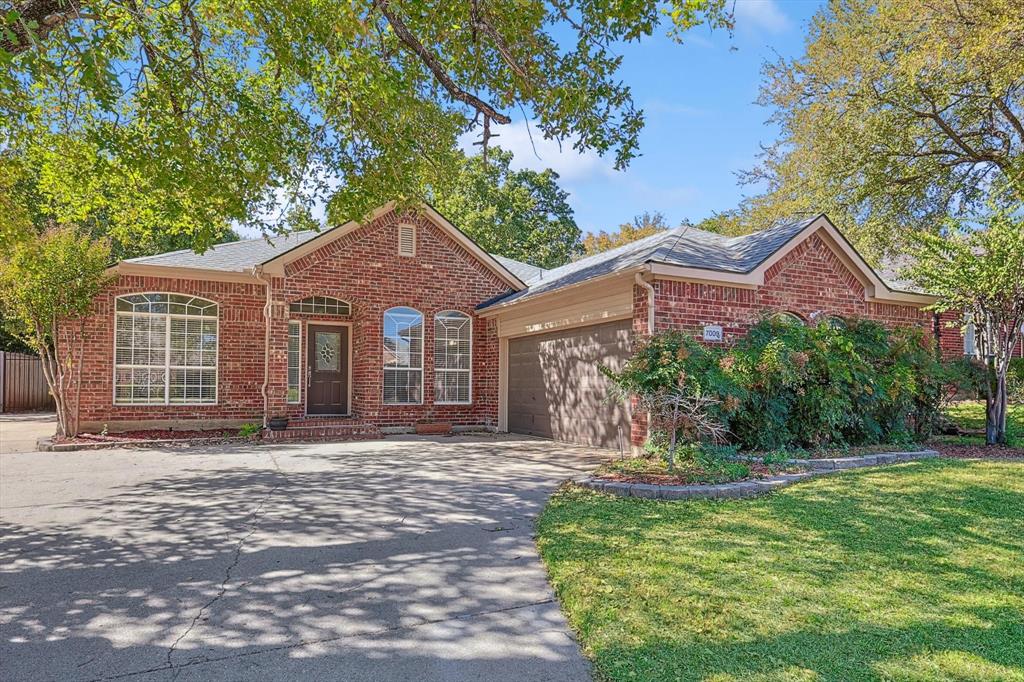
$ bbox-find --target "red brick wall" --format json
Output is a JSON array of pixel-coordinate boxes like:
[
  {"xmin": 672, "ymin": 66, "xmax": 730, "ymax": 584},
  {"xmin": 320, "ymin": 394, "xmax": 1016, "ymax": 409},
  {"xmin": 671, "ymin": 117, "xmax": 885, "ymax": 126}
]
[
  {"xmin": 629, "ymin": 230, "xmax": 935, "ymax": 445},
  {"xmin": 647, "ymin": 233, "xmax": 932, "ymax": 341},
  {"xmin": 936, "ymin": 309, "xmax": 1024, "ymax": 360},
  {"xmin": 66, "ymin": 209, "xmax": 511, "ymax": 432},
  {"xmin": 67, "ymin": 275, "xmax": 267, "ymax": 429},
  {"xmin": 268, "ymin": 209, "xmax": 507, "ymax": 428}
]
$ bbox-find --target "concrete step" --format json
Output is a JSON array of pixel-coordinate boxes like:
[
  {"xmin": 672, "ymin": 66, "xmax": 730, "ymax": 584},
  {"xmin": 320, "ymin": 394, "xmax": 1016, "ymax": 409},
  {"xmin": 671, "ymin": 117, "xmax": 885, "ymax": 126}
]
[{"xmin": 265, "ymin": 419, "xmax": 382, "ymax": 441}]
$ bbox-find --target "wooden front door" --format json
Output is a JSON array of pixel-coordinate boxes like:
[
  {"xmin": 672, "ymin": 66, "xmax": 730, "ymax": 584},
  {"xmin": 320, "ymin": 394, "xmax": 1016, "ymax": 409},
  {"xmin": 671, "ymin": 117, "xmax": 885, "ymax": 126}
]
[{"xmin": 307, "ymin": 325, "xmax": 349, "ymax": 415}]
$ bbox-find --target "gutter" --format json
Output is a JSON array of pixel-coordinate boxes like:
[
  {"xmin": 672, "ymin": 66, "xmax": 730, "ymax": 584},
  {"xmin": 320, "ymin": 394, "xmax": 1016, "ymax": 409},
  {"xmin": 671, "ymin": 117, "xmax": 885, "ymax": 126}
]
[
  {"xmin": 253, "ymin": 265, "xmax": 272, "ymax": 428},
  {"xmin": 635, "ymin": 270, "xmax": 655, "ymax": 335}
]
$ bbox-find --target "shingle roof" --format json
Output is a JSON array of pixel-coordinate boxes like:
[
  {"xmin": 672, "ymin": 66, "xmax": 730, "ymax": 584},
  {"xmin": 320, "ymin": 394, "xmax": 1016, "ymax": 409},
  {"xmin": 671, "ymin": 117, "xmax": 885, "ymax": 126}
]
[
  {"xmin": 490, "ymin": 255, "xmax": 548, "ymax": 285},
  {"xmin": 124, "ymin": 229, "xmax": 547, "ymax": 286},
  {"xmin": 479, "ymin": 216, "xmax": 820, "ymax": 308},
  {"xmin": 126, "ymin": 213, "xmax": 918, "ymax": 304},
  {"xmin": 124, "ymin": 230, "xmax": 322, "ymax": 271}
]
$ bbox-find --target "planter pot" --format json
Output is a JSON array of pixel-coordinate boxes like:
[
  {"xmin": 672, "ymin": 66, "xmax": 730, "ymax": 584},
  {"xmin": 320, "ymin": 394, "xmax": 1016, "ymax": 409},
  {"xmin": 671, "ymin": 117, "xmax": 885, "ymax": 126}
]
[
  {"xmin": 268, "ymin": 417, "xmax": 289, "ymax": 432},
  {"xmin": 415, "ymin": 422, "xmax": 452, "ymax": 435}
]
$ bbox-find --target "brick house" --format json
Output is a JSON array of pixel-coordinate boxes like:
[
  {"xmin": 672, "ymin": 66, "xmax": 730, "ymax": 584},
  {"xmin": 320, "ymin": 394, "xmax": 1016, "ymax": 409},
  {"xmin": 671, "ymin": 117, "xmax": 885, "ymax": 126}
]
[{"xmin": 67, "ymin": 204, "xmax": 973, "ymax": 447}]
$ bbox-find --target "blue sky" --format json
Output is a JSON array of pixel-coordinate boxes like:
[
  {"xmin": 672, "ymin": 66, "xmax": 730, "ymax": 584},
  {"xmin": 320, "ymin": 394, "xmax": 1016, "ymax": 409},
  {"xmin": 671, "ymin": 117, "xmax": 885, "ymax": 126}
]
[{"xmin": 469, "ymin": 0, "xmax": 825, "ymax": 237}]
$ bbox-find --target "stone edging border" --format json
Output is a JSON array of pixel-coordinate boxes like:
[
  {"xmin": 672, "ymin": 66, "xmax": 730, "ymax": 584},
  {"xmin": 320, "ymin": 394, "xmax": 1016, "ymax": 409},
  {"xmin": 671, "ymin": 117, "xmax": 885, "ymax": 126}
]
[{"xmin": 575, "ymin": 450, "xmax": 940, "ymax": 501}]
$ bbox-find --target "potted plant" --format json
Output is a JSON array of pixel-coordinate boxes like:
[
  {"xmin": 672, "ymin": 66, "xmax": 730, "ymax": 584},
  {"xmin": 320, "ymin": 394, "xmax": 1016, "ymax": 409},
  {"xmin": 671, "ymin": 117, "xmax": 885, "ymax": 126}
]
[
  {"xmin": 415, "ymin": 418, "xmax": 452, "ymax": 435},
  {"xmin": 268, "ymin": 416, "xmax": 289, "ymax": 431}
]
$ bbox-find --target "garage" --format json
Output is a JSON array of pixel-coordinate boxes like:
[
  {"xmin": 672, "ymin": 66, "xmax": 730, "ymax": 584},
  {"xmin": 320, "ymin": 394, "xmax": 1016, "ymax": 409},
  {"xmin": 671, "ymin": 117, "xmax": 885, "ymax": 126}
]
[{"xmin": 507, "ymin": 319, "xmax": 633, "ymax": 449}]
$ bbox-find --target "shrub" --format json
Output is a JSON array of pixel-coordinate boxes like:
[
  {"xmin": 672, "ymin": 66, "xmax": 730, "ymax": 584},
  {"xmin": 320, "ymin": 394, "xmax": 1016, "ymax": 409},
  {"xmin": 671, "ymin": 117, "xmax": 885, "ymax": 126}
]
[
  {"xmin": 1009, "ymin": 358, "xmax": 1024, "ymax": 405},
  {"xmin": 606, "ymin": 317, "xmax": 963, "ymax": 452},
  {"xmin": 238, "ymin": 423, "xmax": 262, "ymax": 438}
]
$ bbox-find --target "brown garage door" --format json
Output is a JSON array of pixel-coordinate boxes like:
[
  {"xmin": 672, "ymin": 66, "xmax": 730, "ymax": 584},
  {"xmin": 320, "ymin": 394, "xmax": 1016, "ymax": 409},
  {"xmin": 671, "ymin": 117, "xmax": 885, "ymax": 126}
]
[{"xmin": 507, "ymin": 319, "xmax": 632, "ymax": 449}]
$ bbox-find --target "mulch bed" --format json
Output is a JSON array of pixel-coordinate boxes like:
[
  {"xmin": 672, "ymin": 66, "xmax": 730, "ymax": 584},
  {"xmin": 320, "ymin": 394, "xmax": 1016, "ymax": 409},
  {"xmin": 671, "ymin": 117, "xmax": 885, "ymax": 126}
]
[
  {"xmin": 55, "ymin": 428, "xmax": 242, "ymax": 445},
  {"xmin": 931, "ymin": 442, "xmax": 1024, "ymax": 459},
  {"xmin": 595, "ymin": 461, "xmax": 788, "ymax": 486}
]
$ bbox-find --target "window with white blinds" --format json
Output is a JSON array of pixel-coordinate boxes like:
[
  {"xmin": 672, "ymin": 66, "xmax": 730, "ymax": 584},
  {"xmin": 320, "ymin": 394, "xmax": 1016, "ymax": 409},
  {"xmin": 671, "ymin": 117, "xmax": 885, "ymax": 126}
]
[
  {"xmin": 434, "ymin": 311, "xmax": 471, "ymax": 404},
  {"xmin": 287, "ymin": 321, "xmax": 301, "ymax": 403},
  {"xmin": 383, "ymin": 307, "xmax": 423, "ymax": 404},
  {"xmin": 114, "ymin": 293, "xmax": 218, "ymax": 405}
]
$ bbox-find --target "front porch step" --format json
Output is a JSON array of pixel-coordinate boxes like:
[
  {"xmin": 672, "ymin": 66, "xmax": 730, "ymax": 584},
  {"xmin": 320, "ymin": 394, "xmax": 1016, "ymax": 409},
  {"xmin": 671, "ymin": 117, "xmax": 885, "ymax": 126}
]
[{"xmin": 265, "ymin": 418, "xmax": 382, "ymax": 441}]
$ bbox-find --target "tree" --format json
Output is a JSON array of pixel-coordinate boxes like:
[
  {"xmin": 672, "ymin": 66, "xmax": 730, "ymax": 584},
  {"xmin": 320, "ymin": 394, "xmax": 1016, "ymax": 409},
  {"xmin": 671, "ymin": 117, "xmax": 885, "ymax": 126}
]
[
  {"xmin": 2, "ymin": 1, "xmax": 730, "ymax": 251},
  {"xmin": 0, "ymin": 227, "xmax": 112, "ymax": 437},
  {"xmin": 906, "ymin": 211, "xmax": 1024, "ymax": 445},
  {"xmin": 638, "ymin": 388, "xmax": 726, "ymax": 472},
  {"xmin": 429, "ymin": 148, "xmax": 581, "ymax": 268},
  {"xmin": 1, "ymin": 145, "xmax": 239, "ymax": 259},
  {"xmin": 582, "ymin": 211, "xmax": 671, "ymax": 255},
  {"xmin": 734, "ymin": 0, "xmax": 1024, "ymax": 260}
]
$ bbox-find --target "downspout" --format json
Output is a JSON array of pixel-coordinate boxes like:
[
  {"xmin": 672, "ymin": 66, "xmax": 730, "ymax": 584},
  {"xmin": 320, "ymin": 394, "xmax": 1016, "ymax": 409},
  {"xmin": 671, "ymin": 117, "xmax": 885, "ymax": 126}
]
[
  {"xmin": 634, "ymin": 269, "xmax": 657, "ymax": 456},
  {"xmin": 635, "ymin": 270, "xmax": 655, "ymax": 335},
  {"xmin": 253, "ymin": 265, "xmax": 272, "ymax": 428}
]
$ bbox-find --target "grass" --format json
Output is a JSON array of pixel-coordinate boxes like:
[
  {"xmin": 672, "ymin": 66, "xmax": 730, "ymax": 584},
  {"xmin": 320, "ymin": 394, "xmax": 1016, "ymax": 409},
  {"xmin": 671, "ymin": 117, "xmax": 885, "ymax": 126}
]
[
  {"xmin": 537, "ymin": 459, "xmax": 1024, "ymax": 681},
  {"xmin": 942, "ymin": 401, "xmax": 1023, "ymax": 447}
]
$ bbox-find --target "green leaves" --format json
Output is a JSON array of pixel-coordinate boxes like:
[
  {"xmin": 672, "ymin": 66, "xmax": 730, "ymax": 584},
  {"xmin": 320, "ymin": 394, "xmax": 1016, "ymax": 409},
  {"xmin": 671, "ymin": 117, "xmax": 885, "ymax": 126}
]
[
  {"xmin": 606, "ymin": 317, "xmax": 956, "ymax": 451},
  {"xmin": 728, "ymin": 0, "xmax": 1024, "ymax": 261},
  {"xmin": 428, "ymin": 147, "xmax": 582, "ymax": 268},
  {"xmin": 1, "ymin": 0, "xmax": 730, "ymax": 252}
]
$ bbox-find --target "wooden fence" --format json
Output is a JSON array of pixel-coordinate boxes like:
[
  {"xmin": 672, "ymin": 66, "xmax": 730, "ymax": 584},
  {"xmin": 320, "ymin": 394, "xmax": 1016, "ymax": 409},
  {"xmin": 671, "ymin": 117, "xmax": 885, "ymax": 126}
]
[{"xmin": 0, "ymin": 351, "xmax": 55, "ymax": 412}]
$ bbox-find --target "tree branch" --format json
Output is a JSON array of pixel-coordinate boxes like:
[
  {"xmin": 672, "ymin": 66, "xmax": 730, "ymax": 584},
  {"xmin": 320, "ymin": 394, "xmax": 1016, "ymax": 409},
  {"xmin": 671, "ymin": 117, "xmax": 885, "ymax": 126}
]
[
  {"xmin": 375, "ymin": 0, "xmax": 511, "ymax": 125},
  {"xmin": 0, "ymin": 0, "xmax": 81, "ymax": 55}
]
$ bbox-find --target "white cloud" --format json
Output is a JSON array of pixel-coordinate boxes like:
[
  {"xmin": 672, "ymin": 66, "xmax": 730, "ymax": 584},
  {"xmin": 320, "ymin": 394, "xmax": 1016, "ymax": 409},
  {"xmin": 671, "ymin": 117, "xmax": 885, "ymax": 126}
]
[
  {"xmin": 733, "ymin": 0, "xmax": 791, "ymax": 34},
  {"xmin": 459, "ymin": 119, "xmax": 615, "ymax": 183}
]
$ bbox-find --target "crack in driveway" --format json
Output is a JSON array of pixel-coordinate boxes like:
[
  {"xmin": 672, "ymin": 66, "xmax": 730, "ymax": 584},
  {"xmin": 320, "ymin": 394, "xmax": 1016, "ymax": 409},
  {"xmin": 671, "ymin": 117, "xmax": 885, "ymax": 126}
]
[
  {"xmin": 89, "ymin": 597, "xmax": 558, "ymax": 682},
  {"xmin": 164, "ymin": 455, "xmax": 287, "ymax": 674}
]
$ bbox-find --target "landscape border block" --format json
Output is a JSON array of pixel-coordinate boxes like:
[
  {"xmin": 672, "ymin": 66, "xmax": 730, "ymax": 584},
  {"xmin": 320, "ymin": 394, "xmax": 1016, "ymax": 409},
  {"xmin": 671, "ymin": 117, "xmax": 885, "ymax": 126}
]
[{"xmin": 580, "ymin": 450, "xmax": 939, "ymax": 501}]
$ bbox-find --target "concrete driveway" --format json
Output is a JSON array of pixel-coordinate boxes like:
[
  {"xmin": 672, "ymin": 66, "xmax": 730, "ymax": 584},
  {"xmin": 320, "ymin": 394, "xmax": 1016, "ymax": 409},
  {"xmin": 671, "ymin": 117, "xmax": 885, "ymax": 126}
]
[
  {"xmin": 0, "ymin": 436, "xmax": 607, "ymax": 681},
  {"xmin": 0, "ymin": 412, "xmax": 56, "ymax": 454}
]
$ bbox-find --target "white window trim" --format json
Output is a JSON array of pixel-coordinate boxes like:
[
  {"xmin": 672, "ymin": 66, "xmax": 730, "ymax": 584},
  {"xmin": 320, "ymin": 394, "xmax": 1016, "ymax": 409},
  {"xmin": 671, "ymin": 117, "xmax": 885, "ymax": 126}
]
[
  {"xmin": 383, "ymin": 307, "xmax": 424, "ymax": 405},
  {"xmin": 434, "ymin": 311, "xmax": 472, "ymax": 405},
  {"xmin": 112, "ymin": 293, "xmax": 219, "ymax": 406},
  {"xmin": 287, "ymin": 320, "xmax": 302, "ymax": 404}
]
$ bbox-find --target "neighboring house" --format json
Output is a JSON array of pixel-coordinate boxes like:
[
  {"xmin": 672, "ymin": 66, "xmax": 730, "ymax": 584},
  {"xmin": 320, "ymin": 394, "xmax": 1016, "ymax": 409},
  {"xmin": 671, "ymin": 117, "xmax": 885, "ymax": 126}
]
[{"xmin": 65, "ymin": 203, "xmax": 965, "ymax": 448}]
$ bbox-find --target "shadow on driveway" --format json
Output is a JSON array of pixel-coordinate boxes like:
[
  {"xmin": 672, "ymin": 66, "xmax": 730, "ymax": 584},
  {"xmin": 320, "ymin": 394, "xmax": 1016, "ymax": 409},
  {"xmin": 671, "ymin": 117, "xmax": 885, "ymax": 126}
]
[{"xmin": 0, "ymin": 436, "xmax": 607, "ymax": 681}]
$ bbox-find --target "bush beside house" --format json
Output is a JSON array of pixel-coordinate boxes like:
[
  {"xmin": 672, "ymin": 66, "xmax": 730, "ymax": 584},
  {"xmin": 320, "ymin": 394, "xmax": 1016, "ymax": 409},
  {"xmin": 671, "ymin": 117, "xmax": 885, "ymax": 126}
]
[{"xmin": 604, "ymin": 317, "xmax": 973, "ymax": 458}]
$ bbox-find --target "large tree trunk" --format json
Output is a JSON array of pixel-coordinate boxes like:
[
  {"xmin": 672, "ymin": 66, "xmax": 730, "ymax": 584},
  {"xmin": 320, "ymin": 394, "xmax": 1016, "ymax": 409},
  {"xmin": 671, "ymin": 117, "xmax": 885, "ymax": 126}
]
[{"xmin": 990, "ymin": 373, "xmax": 1008, "ymax": 445}]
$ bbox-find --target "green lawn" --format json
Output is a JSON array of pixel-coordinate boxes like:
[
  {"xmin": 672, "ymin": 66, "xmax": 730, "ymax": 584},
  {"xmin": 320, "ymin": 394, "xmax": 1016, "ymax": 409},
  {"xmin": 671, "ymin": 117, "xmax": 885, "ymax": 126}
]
[
  {"xmin": 538, "ymin": 460, "xmax": 1024, "ymax": 681},
  {"xmin": 942, "ymin": 401, "xmax": 1023, "ymax": 447}
]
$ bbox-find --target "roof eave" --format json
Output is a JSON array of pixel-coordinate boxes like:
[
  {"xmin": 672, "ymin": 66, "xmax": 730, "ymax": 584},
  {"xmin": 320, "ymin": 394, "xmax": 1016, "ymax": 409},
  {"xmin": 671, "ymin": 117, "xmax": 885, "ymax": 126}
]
[{"xmin": 114, "ymin": 262, "xmax": 261, "ymax": 284}]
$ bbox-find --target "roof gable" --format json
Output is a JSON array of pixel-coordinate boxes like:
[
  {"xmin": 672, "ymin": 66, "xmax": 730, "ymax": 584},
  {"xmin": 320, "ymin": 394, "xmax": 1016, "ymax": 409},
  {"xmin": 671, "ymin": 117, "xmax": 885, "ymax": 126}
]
[
  {"xmin": 257, "ymin": 203, "xmax": 526, "ymax": 289},
  {"xmin": 118, "ymin": 202, "xmax": 528, "ymax": 290},
  {"xmin": 479, "ymin": 214, "xmax": 935, "ymax": 311}
]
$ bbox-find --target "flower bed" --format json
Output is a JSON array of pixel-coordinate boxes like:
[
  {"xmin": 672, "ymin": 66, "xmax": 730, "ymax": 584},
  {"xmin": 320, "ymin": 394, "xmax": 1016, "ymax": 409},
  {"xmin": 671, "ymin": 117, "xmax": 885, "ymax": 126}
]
[{"xmin": 59, "ymin": 428, "xmax": 242, "ymax": 444}]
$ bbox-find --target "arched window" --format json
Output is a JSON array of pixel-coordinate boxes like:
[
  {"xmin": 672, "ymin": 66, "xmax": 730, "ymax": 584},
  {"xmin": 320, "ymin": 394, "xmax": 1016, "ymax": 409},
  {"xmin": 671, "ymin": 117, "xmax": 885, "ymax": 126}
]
[
  {"xmin": 383, "ymin": 307, "xmax": 423, "ymax": 404},
  {"xmin": 114, "ymin": 293, "xmax": 218, "ymax": 404},
  {"xmin": 770, "ymin": 311, "xmax": 805, "ymax": 326},
  {"xmin": 289, "ymin": 296, "xmax": 351, "ymax": 316},
  {"xmin": 434, "ymin": 311, "xmax": 472, "ymax": 404},
  {"xmin": 825, "ymin": 315, "xmax": 847, "ymax": 330}
]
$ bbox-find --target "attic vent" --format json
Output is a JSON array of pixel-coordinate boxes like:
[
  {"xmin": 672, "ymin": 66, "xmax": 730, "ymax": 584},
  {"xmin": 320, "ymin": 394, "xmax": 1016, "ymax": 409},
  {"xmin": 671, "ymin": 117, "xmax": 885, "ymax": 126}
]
[{"xmin": 398, "ymin": 224, "xmax": 416, "ymax": 257}]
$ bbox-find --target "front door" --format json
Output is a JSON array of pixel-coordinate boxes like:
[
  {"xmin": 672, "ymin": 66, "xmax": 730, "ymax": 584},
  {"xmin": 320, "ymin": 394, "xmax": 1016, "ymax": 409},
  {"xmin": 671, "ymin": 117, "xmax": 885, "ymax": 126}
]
[{"xmin": 307, "ymin": 325, "xmax": 349, "ymax": 415}]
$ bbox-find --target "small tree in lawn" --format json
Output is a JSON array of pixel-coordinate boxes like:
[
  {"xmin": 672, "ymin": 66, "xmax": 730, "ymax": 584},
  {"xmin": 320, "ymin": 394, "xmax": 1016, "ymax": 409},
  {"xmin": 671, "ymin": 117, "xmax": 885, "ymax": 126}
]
[
  {"xmin": 638, "ymin": 388, "xmax": 727, "ymax": 473},
  {"xmin": 0, "ymin": 226, "xmax": 111, "ymax": 437},
  {"xmin": 907, "ymin": 212, "xmax": 1024, "ymax": 445}
]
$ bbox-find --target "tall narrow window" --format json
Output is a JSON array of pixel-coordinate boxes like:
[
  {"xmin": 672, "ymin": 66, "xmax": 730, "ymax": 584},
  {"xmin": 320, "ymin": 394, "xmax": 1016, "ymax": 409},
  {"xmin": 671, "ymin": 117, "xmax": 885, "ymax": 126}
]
[
  {"xmin": 383, "ymin": 307, "xmax": 423, "ymax": 404},
  {"xmin": 287, "ymin": 321, "xmax": 301, "ymax": 403},
  {"xmin": 434, "ymin": 311, "xmax": 471, "ymax": 404},
  {"xmin": 964, "ymin": 320, "xmax": 976, "ymax": 356},
  {"xmin": 114, "ymin": 293, "xmax": 218, "ymax": 404}
]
